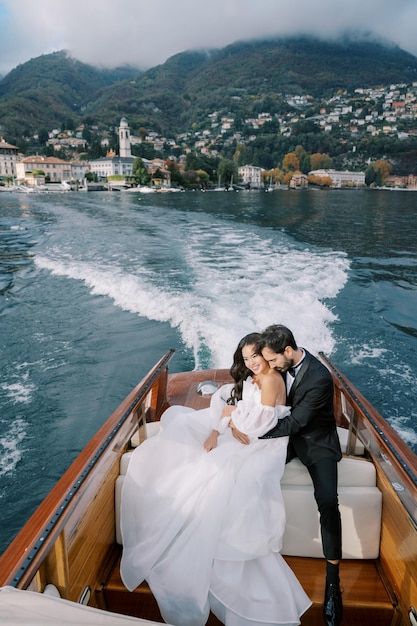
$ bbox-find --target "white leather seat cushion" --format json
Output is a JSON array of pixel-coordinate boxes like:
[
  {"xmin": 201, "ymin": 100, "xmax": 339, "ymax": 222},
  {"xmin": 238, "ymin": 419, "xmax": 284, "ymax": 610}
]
[
  {"xmin": 115, "ymin": 441, "xmax": 381, "ymax": 558},
  {"xmin": 281, "ymin": 484, "xmax": 382, "ymax": 559},
  {"xmin": 115, "ymin": 476, "xmax": 125, "ymax": 544}
]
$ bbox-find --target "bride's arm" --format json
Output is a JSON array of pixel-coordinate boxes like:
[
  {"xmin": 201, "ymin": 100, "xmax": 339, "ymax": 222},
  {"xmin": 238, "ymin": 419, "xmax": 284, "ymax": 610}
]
[
  {"xmin": 204, "ymin": 429, "xmax": 219, "ymax": 451},
  {"xmin": 208, "ymin": 383, "xmax": 234, "ymax": 432},
  {"xmin": 204, "ymin": 384, "xmax": 235, "ymax": 451}
]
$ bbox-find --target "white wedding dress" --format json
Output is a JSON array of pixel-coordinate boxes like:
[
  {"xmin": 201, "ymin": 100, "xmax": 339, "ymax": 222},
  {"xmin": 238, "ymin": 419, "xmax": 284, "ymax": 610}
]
[{"xmin": 120, "ymin": 378, "xmax": 311, "ymax": 626}]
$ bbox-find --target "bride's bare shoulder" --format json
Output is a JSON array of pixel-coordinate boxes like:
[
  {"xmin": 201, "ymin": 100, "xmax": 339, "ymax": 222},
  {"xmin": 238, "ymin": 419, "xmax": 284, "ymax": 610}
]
[{"xmin": 262, "ymin": 369, "xmax": 284, "ymax": 389}]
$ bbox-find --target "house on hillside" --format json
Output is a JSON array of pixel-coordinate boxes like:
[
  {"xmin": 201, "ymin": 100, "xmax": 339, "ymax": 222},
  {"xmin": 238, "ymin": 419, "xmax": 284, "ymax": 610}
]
[
  {"xmin": 142, "ymin": 158, "xmax": 171, "ymax": 187},
  {"xmin": 47, "ymin": 137, "xmax": 87, "ymax": 152}
]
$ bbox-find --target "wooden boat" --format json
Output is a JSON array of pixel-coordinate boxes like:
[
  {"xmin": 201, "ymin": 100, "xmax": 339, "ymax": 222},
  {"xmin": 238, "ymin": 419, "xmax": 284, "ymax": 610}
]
[{"xmin": 0, "ymin": 349, "xmax": 416, "ymax": 625}]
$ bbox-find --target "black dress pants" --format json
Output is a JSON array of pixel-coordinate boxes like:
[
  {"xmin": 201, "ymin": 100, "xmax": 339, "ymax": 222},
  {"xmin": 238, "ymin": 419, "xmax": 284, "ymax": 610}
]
[{"xmin": 307, "ymin": 457, "xmax": 342, "ymax": 561}]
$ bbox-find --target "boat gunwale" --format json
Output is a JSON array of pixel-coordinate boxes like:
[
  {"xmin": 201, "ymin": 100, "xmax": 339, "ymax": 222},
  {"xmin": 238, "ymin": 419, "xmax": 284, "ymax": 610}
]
[
  {"xmin": 319, "ymin": 352, "xmax": 417, "ymax": 489},
  {"xmin": 0, "ymin": 349, "xmax": 175, "ymax": 589},
  {"xmin": 319, "ymin": 352, "xmax": 417, "ymax": 535}
]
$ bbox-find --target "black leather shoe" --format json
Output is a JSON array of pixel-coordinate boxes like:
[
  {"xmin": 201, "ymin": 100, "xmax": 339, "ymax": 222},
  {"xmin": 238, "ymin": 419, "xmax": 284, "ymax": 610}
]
[{"xmin": 323, "ymin": 583, "xmax": 343, "ymax": 626}]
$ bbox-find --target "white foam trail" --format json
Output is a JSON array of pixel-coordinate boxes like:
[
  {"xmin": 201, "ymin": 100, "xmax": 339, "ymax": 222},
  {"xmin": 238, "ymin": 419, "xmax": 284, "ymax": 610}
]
[
  {"xmin": 350, "ymin": 345, "xmax": 389, "ymax": 365},
  {"xmin": 0, "ymin": 417, "xmax": 27, "ymax": 477},
  {"xmin": 35, "ymin": 221, "xmax": 349, "ymax": 369},
  {"xmin": 1, "ymin": 373, "xmax": 35, "ymax": 404}
]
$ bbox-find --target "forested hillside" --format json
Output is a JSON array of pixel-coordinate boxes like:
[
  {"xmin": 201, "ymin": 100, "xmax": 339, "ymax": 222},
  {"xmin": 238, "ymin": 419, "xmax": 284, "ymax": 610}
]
[
  {"xmin": 0, "ymin": 51, "xmax": 140, "ymax": 136},
  {"xmin": 1, "ymin": 36, "xmax": 417, "ymax": 137}
]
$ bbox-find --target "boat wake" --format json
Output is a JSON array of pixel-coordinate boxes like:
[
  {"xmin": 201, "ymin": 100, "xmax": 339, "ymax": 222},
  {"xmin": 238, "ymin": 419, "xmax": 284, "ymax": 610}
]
[{"xmin": 35, "ymin": 220, "xmax": 349, "ymax": 369}]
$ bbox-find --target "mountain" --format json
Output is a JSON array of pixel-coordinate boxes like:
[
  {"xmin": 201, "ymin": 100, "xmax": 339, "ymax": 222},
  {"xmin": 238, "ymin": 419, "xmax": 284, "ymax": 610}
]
[
  {"xmin": 1, "ymin": 35, "xmax": 417, "ymax": 138},
  {"xmin": 99, "ymin": 35, "xmax": 417, "ymax": 134},
  {"xmin": 0, "ymin": 50, "xmax": 141, "ymax": 136}
]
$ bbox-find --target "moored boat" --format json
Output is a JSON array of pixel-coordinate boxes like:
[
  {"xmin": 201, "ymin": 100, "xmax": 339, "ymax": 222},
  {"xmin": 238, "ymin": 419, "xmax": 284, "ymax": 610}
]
[
  {"xmin": 128, "ymin": 186, "xmax": 156, "ymax": 193},
  {"xmin": 0, "ymin": 350, "xmax": 416, "ymax": 625}
]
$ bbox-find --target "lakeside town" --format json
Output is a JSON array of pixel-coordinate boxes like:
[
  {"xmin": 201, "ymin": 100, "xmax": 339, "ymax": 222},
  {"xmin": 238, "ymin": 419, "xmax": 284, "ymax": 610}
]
[{"xmin": 1, "ymin": 79, "xmax": 417, "ymax": 192}]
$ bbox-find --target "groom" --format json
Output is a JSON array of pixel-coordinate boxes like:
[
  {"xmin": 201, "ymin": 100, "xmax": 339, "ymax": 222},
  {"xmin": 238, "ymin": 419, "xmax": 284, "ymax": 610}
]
[{"xmin": 258, "ymin": 324, "xmax": 343, "ymax": 626}]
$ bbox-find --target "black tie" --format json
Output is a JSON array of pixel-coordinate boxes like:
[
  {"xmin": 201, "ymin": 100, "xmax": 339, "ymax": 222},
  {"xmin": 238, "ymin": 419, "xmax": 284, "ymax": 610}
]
[{"xmin": 288, "ymin": 367, "xmax": 297, "ymax": 378}]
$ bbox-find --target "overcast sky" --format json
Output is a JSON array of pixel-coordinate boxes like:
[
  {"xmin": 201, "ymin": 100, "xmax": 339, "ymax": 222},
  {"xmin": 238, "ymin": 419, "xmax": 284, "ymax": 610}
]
[{"xmin": 1, "ymin": 0, "xmax": 417, "ymax": 77}]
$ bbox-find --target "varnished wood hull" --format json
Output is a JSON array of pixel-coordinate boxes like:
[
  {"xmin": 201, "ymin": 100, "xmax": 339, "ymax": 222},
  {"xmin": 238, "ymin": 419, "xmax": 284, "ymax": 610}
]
[{"xmin": 0, "ymin": 350, "xmax": 416, "ymax": 625}]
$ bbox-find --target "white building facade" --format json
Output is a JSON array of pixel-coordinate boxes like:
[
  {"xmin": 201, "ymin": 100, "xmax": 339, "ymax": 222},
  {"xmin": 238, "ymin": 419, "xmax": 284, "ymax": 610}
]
[
  {"xmin": 309, "ymin": 169, "xmax": 365, "ymax": 187},
  {"xmin": 89, "ymin": 156, "xmax": 134, "ymax": 178},
  {"xmin": 238, "ymin": 164, "xmax": 265, "ymax": 188},
  {"xmin": 0, "ymin": 138, "xmax": 19, "ymax": 179}
]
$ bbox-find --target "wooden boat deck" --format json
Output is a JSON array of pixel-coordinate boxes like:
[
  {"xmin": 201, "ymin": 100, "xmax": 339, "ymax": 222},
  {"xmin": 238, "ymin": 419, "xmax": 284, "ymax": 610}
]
[
  {"xmin": 166, "ymin": 368, "xmax": 232, "ymax": 409},
  {"xmin": 100, "ymin": 552, "xmax": 395, "ymax": 626}
]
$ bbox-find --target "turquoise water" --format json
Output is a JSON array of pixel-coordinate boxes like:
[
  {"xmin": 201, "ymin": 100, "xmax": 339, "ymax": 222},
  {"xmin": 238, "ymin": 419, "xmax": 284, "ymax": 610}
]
[{"xmin": 0, "ymin": 188, "xmax": 416, "ymax": 553}]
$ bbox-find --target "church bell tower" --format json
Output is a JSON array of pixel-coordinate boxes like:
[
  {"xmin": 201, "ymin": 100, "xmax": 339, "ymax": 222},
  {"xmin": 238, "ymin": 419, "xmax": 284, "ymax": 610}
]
[{"xmin": 119, "ymin": 117, "xmax": 131, "ymax": 158}]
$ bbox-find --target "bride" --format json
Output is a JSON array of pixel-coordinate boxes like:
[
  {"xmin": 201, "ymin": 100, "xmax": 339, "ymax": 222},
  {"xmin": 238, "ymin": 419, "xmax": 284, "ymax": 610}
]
[{"xmin": 120, "ymin": 333, "xmax": 311, "ymax": 626}]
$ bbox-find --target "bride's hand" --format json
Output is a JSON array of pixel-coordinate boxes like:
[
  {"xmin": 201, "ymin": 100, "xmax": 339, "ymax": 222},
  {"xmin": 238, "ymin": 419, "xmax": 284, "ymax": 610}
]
[
  {"xmin": 231, "ymin": 425, "xmax": 250, "ymax": 445},
  {"xmin": 203, "ymin": 430, "xmax": 219, "ymax": 452}
]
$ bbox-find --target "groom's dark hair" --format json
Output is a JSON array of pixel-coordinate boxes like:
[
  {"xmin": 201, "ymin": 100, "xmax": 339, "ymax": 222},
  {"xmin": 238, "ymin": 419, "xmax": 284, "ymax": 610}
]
[{"xmin": 259, "ymin": 325, "xmax": 298, "ymax": 353}]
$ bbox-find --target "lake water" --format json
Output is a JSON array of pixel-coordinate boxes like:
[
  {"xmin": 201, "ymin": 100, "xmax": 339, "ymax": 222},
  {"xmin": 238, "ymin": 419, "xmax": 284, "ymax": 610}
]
[{"xmin": 0, "ymin": 187, "xmax": 416, "ymax": 554}]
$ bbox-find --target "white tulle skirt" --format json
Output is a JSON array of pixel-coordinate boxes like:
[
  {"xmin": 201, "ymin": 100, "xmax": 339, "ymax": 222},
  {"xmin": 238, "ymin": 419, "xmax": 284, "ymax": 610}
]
[{"xmin": 120, "ymin": 405, "xmax": 311, "ymax": 626}]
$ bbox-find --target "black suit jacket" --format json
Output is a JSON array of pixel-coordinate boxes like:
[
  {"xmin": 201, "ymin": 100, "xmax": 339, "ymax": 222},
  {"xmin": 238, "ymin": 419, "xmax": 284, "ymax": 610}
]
[{"xmin": 260, "ymin": 350, "xmax": 342, "ymax": 466}]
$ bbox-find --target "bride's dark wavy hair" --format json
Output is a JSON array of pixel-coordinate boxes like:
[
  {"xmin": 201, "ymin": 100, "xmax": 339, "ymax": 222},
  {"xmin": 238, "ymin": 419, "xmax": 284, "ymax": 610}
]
[{"xmin": 227, "ymin": 332, "xmax": 263, "ymax": 405}]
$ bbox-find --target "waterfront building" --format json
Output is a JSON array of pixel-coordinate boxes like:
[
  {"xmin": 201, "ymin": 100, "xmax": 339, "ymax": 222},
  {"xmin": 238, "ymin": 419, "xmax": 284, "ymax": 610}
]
[
  {"xmin": 70, "ymin": 160, "xmax": 90, "ymax": 183},
  {"xmin": 0, "ymin": 138, "xmax": 19, "ymax": 180},
  {"xmin": 289, "ymin": 173, "xmax": 309, "ymax": 188},
  {"xmin": 88, "ymin": 153, "xmax": 134, "ymax": 179},
  {"xmin": 238, "ymin": 164, "xmax": 265, "ymax": 188},
  {"xmin": 385, "ymin": 174, "xmax": 417, "ymax": 188},
  {"xmin": 308, "ymin": 169, "xmax": 365, "ymax": 187},
  {"xmin": 16, "ymin": 155, "xmax": 72, "ymax": 183}
]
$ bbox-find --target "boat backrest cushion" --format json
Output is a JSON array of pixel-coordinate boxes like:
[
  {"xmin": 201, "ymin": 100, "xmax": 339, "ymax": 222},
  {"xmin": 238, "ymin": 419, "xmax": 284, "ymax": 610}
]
[
  {"xmin": 130, "ymin": 422, "xmax": 161, "ymax": 448},
  {"xmin": 282, "ymin": 456, "xmax": 375, "ymax": 486},
  {"xmin": 130, "ymin": 423, "xmax": 365, "ymax": 454},
  {"xmin": 115, "ymin": 449, "xmax": 381, "ymax": 558}
]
